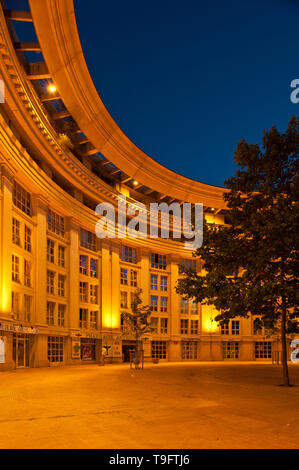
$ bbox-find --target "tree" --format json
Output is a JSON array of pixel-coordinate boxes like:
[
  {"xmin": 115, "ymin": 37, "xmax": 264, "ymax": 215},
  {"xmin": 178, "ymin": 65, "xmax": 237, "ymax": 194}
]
[
  {"xmin": 121, "ymin": 288, "xmax": 152, "ymax": 352},
  {"xmin": 176, "ymin": 116, "xmax": 299, "ymax": 386}
]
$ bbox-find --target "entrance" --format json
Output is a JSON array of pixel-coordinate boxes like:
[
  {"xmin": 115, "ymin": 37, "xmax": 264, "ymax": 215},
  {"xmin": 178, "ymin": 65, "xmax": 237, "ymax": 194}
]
[
  {"xmin": 13, "ymin": 334, "xmax": 30, "ymax": 368},
  {"xmin": 122, "ymin": 341, "xmax": 136, "ymax": 362}
]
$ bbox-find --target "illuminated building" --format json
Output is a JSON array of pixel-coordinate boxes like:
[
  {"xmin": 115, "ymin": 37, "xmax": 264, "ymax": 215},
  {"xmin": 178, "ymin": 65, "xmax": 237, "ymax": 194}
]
[{"xmin": 0, "ymin": 0, "xmax": 275, "ymax": 369}]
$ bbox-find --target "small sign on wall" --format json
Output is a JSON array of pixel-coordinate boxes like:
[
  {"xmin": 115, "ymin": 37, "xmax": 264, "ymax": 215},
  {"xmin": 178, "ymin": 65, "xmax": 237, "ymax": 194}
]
[{"xmin": 72, "ymin": 338, "xmax": 81, "ymax": 359}]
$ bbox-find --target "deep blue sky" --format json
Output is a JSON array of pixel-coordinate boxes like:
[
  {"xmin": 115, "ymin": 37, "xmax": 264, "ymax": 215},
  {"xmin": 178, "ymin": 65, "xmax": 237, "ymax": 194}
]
[{"xmin": 74, "ymin": 1, "xmax": 297, "ymax": 187}]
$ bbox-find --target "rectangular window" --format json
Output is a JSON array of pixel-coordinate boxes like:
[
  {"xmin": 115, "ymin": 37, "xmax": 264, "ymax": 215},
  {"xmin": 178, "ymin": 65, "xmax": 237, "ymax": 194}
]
[
  {"xmin": 90, "ymin": 284, "xmax": 98, "ymax": 304},
  {"xmin": 231, "ymin": 320, "xmax": 240, "ymax": 335},
  {"xmin": 80, "ymin": 255, "xmax": 88, "ymax": 275},
  {"xmin": 47, "ymin": 270, "xmax": 55, "ymax": 294},
  {"xmin": 221, "ymin": 322, "xmax": 229, "ymax": 335},
  {"xmin": 121, "ymin": 246, "xmax": 137, "ymax": 264},
  {"xmin": 80, "ymin": 229, "xmax": 96, "ymax": 252},
  {"xmin": 79, "ymin": 308, "xmax": 88, "ymax": 329},
  {"xmin": 48, "ymin": 209, "xmax": 65, "ymax": 237},
  {"xmin": 12, "ymin": 255, "xmax": 20, "ymax": 283},
  {"xmin": 24, "ymin": 225, "xmax": 32, "ymax": 253},
  {"xmin": 58, "ymin": 304, "xmax": 65, "ymax": 327},
  {"xmin": 47, "ymin": 239, "xmax": 55, "ymax": 264},
  {"xmin": 150, "ymin": 295, "xmax": 158, "ymax": 312},
  {"xmin": 58, "ymin": 245, "xmax": 65, "ymax": 268},
  {"xmin": 222, "ymin": 341, "xmax": 239, "ymax": 359},
  {"xmin": 190, "ymin": 300, "xmax": 198, "ymax": 315},
  {"xmin": 24, "ymin": 260, "xmax": 32, "ymax": 288},
  {"xmin": 130, "ymin": 270, "xmax": 137, "ymax": 287},
  {"xmin": 180, "ymin": 319, "xmax": 189, "ymax": 335},
  {"xmin": 150, "ymin": 274, "xmax": 158, "ymax": 290},
  {"xmin": 160, "ymin": 318, "xmax": 168, "ymax": 334},
  {"xmin": 160, "ymin": 276, "xmax": 168, "ymax": 292},
  {"xmin": 90, "ymin": 311, "xmax": 98, "ymax": 329},
  {"xmin": 24, "ymin": 294, "xmax": 32, "ymax": 321},
  {"xmin": 150, "ymin": 317, "xmax": 158, "ymax": 333},
  {"xmin": 180, "ymin": 298, "xmax": 188, "ymax": 314},
  {"xmin": 120, "ymin": 268, "xmax": 128, "ymax": 285},
  {"xmin": 12, "ymin": 291, "xmax": 20, "ymax": 319},
  {"xmin": 58, "ymin": 274, "xmax": 66, "ymax": 297},
  {"xmin": 255, "ymin": 341, "xmax": 272, "ymax": 359},
  {"xmin": 151, "ymin": 253, "xmax": 166, "ymax": 270},
  {"xmin": 79, "ymin": 282, "xmax": 88, "ymax": 303},
  {"xmin": 12, "ymin": 218, "xmax": 21, "ymax": 246},
  {"xmin": 120, "ymin": 291, "xmax": 128, "ymax": 309},
  {"xmin": 47, "ymin": 301, "xmax": 55, "ymax": 325},
  {"xmin": 90, "ymin": 259, "xmax": 98, "ymax": 278},
  {"xmin": 179, "ymin": 258, "xmax": 197, "ymax": 273},
  {"xmin": 48, "ymin": 336, "xmax": 64, "ymax": 363},
  {"xmin": 13, "ymin": 182, "xmax": 31, "ymax": 216},
  {"xmin": 160, "ymin": 296, "xmax": 168, "ymax": 313},
  {"xmin": 182, "ymin": 341, "xmax": 198, "ymax": 359},
  {"xmin": 190, "ymin": 320, "xmax": 199, "ymax": 335},
  {"xmin": 151, "ymin": 341, "xmax": 167, "ymax": 359}
]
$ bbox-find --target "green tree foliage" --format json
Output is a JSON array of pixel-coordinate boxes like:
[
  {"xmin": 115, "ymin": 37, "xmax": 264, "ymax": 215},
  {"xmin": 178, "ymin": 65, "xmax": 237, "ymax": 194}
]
[
  {"xmin": 121, "ymin": 288, "xmax": 152, "ymax": 350},
  {"xmin": 176, "ymin": 117, "xmax": 299, "ymax": 385}
]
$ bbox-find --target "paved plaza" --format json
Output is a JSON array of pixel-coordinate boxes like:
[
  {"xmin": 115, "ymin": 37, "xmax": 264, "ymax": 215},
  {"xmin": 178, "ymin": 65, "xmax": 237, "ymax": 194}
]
[{"xmin": 0, "ymin": 362, "xmax": 298, "ymax": 449}]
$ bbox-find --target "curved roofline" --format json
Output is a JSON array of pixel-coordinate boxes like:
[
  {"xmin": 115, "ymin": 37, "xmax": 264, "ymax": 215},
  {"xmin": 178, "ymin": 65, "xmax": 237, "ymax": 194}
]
[{"xmin": 29, "ymin": 0, "xmax": 227, "ymax": 208}]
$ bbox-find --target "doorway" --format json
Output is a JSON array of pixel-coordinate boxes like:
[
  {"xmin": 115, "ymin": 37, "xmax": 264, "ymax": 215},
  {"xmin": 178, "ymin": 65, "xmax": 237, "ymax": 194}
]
[
  {"xmin": 13, "ymin": 334, "xmax": 30, "ymax": 368},
  {"xmin": 122, "ymin": 341, "xmax": 136, "ymax": 362}
]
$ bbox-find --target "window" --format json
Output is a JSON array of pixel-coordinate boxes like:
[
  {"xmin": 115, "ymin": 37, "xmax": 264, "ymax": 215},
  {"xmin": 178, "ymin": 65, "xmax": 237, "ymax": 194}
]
[
  {"xmin": 231, "ymin": 320, "xmax": 240, "ymax": 335},
  {"xmin": 80, "ymin": 228, "xmax": 96, "ymax": 252},
  {"xmin": 221, "ymin": 322, "xmax": 229, "ymax": 335},
  {"xmin": 48, "ymin": 209, "xmax": 64, "ymax": 237},
  {"xmin": 12, "ymin": 218, "xmax": 21, "ymax": 246},
  {"xmin": 150, "ymin": 274, "xmax": 158, "ymax": 290},
  {"xmin": 121, "ymin": 246, "xmax": 137, "ymax": 264},
  {"xmin": 47, "ymin": 301, "xmax": 55, "ymax": 325},
  {"xmin": 151, "ymin": 253, "xmax": 166, "ymax": 270},
  {"xmin": 182, "ymin": 341, "xmax": 198, "ymax": 359},
  {"xmin": 160, "ymin": 318, "xmax": 168, "ymax": 334},
  {"xmin": 79, "ymin": 308, "xmax": 88, "ymax": 329},
  {"xmin": 90, "ymin": 311, "xmax": 98, "ymax": 329},
  {"xmin": 12, "ymin": 255, "xmax": 20, "ymax": 283},
  {"xmin": 120, "ymin": 268, "xmax": 128, "ymax": 285},
  {"xmin": 130, "ymin": 270, "xmax": 137, "ymax": 287},
  {"xmin": 151, "ymin": 317, "xmax": 158, "ymax": 333},
  {"xmin": 80, "ymin": 282, "xmax": 88, "ymax": 303},
  {"xmin": 253, "ymin": 318, "xmax": 263, "ymax": 335},
  {"xmin": 179, "ymin": 258, "xmax": 196, "ymax": 273},
  {"xmin": 80, "ymin": 255, "xmax": 88, "ymax": 275},
  {"xmin": 24, "ymin": 295, "xmax": 32, "ymax": 321},
  {"xmin": 58, "ymin": 274, "xmax": 65, "ymax": 297},
  {"xmin": 180, "ymin": 298, "xmax": 188, "ymax": 314},
  {"xmin": 190, "ymin": 300, "xmax": 197, "ymax": 315},
  {"xmin": 255, "ymin": 342, "xmax": 272, "ymax": 359},
  {"xmin": 190, "ymin": 320, "xmax": 199, "ymax": 335},
  {"xmin": 90, "ymin": 285, "xmax": 98, "ymax": 304},
  {"xmin": 47, "ymin": 239, "xmax": 55, "ymax": 263},
  {"xmin": 58, "ymin": 245, "xmax": 65, "ymax": 268},
  {"xmin": 47, "ymin": 271, "xmax": 55, "ymax": 294},
  {"xmin": 24, "ymin": 226, "xmax": 32, "ymax": 252},
  {"xmin": 160, "ymin": 296, "xmax": 168, "ymax": 312},
  {"xmin": 160, "ymin": 276, "xmax": 168, "ymax": 292},
  {"xmin": 222, "ymin": 341, "xmax": 239, "ymax": 359},
  {"xmin": 58, "ymin": 304, "xmax": 65, "ymax": 327},
  {"xmin": 120, "ymin": 291, "xmax": 128, "ymax": 309},
  {"xmin": 150, "ymin": 295, "xmax": 158, "ymax": 312},
  {"xmin": 13, "ymin": 182, "xmax": 31, "ymax": 216},
  {"xmin": 12, "ymin": 292, "xmax": 20, "ymax": 319},
  {"xmin": 48, "ymin": 336, "xmax": 64, "ymax": 363},
  {"xmin": 24, "ymin": 260, "xmax": 32, "ymax": 287},
  {"xmin": 90, "ymin": 259, "xmax": 98, "ymax": 278},
  {"xmin": 180, "ymin": 319, "xmax": 189, "ymax": 335},
  {"xmin": 152, "ymin": 341, "xmax": 167, "ymax": 359}
]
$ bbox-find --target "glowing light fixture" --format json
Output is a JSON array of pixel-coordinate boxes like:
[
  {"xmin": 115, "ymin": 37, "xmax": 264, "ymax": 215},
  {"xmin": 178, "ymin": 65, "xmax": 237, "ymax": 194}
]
[
  {"xmin": 48, "ymin": 84, "xmax": 57, "ymax": 93},
  {"xmin": 133, "ymin": 180, "xmax": 139, "ymax": 186}
]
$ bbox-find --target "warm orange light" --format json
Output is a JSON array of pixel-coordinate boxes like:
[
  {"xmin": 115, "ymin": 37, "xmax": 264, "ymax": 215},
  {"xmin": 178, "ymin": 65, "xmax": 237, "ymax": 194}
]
[
  {"xmin": 133, "ymin": 180, "xmax": 139, "ymax": 186},
  {"xmin": 48, "ymin": 84, "xmax": 57, "ymax": 93},
  {"xmin": 204, "ymin": 317, "xmax": 219, "ymax": 333}
]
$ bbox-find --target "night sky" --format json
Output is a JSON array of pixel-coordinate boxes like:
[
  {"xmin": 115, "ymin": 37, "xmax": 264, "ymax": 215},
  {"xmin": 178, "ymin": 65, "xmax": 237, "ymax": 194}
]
[{"xmin": 75, "ymin": 0, "xmax": 298, "ymax": 187}]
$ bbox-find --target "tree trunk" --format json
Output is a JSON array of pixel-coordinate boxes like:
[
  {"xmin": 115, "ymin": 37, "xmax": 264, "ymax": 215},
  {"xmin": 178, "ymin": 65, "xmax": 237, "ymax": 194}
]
[{"xmin": 281, "ymin": 299, "xmax": 290, "ymax": 386}]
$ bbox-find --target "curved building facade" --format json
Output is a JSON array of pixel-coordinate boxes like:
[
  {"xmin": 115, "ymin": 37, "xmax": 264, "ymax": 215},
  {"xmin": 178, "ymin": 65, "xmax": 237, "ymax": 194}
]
[{"xmin": 0, "ymin": 0, "xmax": 275, "ymax": 369}]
